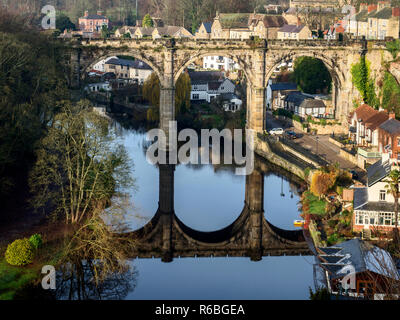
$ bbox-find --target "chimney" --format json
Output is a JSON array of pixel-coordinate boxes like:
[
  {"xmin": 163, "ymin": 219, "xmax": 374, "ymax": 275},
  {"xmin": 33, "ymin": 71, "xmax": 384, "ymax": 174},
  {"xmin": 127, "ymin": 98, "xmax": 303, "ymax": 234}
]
[
  {"xmin": 97, "ymin": 10, "xmax": 102, "ymax": 16},
  {"xmin": 84, "ymin": 10, "xmax": 89, "ymax": 17},
  {"xmin": 367, "ymin": 4, "xmax": 377, "ymax": 13},
  {"xmin": 359, "ymin": 3, "xmax": 368, "ymax": 12},
  {"xmin": 393, "ymin": 7, "xmax": 400, "ymax": 17},
  {"xmin": 297, "ymin": 17, "xmax": 301, "ymax": 27},
  {"xmin": 389, "ymin": 112, "xmax": 396, "ymax": 119},
  {"xmin": 377, "ymin": 1, "xmax": 390, "ymax": 11}
]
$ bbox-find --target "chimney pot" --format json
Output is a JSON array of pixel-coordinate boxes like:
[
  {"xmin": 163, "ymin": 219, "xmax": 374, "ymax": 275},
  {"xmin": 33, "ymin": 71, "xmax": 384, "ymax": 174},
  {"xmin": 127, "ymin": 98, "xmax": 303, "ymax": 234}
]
[
  {"xmin": 84, "ymin": 10, "xmax": 89, "ymax": 17},
  {"xmin": 389, "ymin": 112, "xmax": 396, "ymax": 119},
  {"xmin": 367, "ymin": 4, "xmax": 377, "ymax": 13}
]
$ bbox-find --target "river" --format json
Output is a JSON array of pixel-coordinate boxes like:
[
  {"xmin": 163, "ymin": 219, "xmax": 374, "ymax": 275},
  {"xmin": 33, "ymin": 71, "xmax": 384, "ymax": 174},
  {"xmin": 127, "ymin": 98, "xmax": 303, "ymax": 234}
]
[{"xmin": 109, "ymin": 118, "xmax": 315, "ymax": 300}]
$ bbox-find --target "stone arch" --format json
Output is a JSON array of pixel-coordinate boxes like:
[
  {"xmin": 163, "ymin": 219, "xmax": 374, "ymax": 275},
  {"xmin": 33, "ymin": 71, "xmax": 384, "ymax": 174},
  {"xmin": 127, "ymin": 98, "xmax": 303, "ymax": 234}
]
[
  {"xmin": 82, "ymin": 50, "xmax": 164, "ymax": 83},
  {"xmin": 173, "ymin": 51, "xmax": 255, "ymax": 87},
  {"xmin": 265, "ymin": 50, "xmax": 345, "ymax": 90}
]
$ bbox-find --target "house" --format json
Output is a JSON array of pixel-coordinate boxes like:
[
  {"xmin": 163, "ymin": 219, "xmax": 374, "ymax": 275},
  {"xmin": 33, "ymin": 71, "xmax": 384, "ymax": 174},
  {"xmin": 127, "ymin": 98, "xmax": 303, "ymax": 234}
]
[
  {"xmin": 84, "ymin": 82, "xmax": 111, "ymax": 93},
  {"xmin": 316, "ymin": 239, "xmax": 400, "ymax": 299},
  {"xmin": 353, "ymin": 152, "xmax": 400, "ymax": 233},
  {"xmin": 297, "ymin": 99, "xmax": 327, "ymax": 118},
  {"xmin": 78, "ymin": 11, "xmax": 109, "ymax": 33},
  {"xmin": 378, "ymin": 117, "xmax": 400, "ymax": 160},
  {"xmin": 115, "ymin": 26, "xmax": 137, "ymax": 38},
  {"xmin": 92, "ymin": 56, "xmax": 118, "ymax": 72},
  {"xmin": 195, "ymin": 22, "xmax": 212, "ymax": 39},
  {"xmin": 266, "ymin": 80, "xmax": 298, "ymax": 110},
  {"xmin": 277, "ymin": 24, "xmax": 312, "ymax": 40},
  {"xmin": 152, "ymin": 26, "xmax": 193, "ymax": 39},
  {"xmin": 345, "ymin": 2, "xmax": 400, "ymax": 40},
  {"xmin": 284, "ymin": 92, "xmax": 309, "ymax": 113},
  {"xmin": 104, "ymin": 58, "xmax": 153, "ymax": 84},
  {"xmin": 220, "ymin": 93, "xmax": 243, "ymax": 112},
  {"xmin": 324, "ymin": 24, "xmax": 345, "ymax": 40},
  {"xmin": 209, "ymin": 12, "xmax": 287, "ymax": 40},
  {"xmin": 249, "ymin": 14, "xmax": 288, "ymax": 39},
  {"xmin": 188, "ymin": 71, "xmax": 235, "ymax": 103},
  {"xmin": 348, "ymin": 104, "xmax": 390, "ymax": 147},
  {"xmin": 203, "ymin": 56, "xmax": 240, "ymax": 72}
]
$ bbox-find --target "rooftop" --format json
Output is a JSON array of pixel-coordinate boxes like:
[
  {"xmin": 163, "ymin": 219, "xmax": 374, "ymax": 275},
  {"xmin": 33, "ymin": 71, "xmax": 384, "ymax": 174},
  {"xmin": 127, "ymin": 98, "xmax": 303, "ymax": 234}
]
[
  {"xmin": 105, "ymin": 58, "xmax": 152, "ymax": 70},
  {"xmin": 270, "ymin": 82, "xmax": 297, "ymax": 91},
  {"xmin": 278, "ymin": 24, "xmax": 306, "ymax": 33},
  {"xmin": 319, "ymin": 239, "xmax": 399, "ymax": 280},
  {"xmin": 379, "ymin": 118, "xmax": 400, "ymax": 135},
  {"xmin": 367, "ymin": 158, "xmax": 391, "ymax": 187}
]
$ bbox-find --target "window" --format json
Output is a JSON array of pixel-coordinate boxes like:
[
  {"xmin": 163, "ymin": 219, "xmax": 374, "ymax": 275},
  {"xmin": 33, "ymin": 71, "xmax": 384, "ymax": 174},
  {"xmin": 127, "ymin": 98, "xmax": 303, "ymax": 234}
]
[
  {"xmin": 192, "ymin": 94, "xmax": 199, "ymax": 100},
  {"xmin": 380, "ymin": 190, "xmax": 386, "ymax": 201}
]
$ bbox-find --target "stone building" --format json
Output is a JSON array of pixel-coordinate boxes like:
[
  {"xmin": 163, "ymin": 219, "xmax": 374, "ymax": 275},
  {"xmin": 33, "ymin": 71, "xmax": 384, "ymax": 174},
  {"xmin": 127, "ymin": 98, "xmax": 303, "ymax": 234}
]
[
  {"xmin": 195, "ymin": 22, "xmax": 212, "ymax": 39},
  {"xmin": 209, "ymin": 12, "xmax": 287, "ymax": 40},
  {"xmin": 345, "ymin": 2, "xmax": 400, "ymax": 40},
  {"xmin": 277, "ymin": 24, "xmax": 312, "ymax": 40},
  {"xmin": 104, "ymin": 58, "xmax": 153, "ymax": 84}
]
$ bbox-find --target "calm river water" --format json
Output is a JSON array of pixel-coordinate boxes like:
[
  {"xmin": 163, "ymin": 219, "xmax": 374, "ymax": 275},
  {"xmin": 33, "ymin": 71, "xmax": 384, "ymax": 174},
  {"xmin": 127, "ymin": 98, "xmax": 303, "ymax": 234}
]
[{"xmin": 109, "ymin": 118, "xmax": 315, "ymax": 300}]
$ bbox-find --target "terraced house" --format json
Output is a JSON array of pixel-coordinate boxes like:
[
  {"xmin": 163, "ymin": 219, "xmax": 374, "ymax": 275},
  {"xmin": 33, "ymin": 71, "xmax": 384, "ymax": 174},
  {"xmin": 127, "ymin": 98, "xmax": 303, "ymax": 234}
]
[
  {"xmin": 209, "ymin": 12, "xmax": 287, "ymax": 39},
  {"xmin": 345, "ymin": 1, "xmax": 400, "ymax": 39}
]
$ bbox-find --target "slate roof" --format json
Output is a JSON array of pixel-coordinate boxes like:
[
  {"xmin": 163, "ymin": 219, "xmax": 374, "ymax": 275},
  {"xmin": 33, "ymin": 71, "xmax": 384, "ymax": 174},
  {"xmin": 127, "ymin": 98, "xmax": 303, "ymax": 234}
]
[
  {"xmin": 355, "ymin": 201, "xmax": 395, "ymax": 212},
  {"xmin": 284, "ymin": 92, "xmax": 310, "ymax": 106},
  {"xmin": 137, "ymin": 27, "xmax": 155, "ymax": 36},
  {"xmin": 270, "ymin": 82, "xmax": 297, "ymax": 91},
  {"xmin": 188, "ymin": 71, "xmax": 224, "ymax": 84},
  {"xmin": 219, "ymin": 13, "xmax": 250, "ymax": 29},
  {"xmin": 278, "ymin": 24, "xmax": 305, "ymax": 33},
  {"xmin": 354, "ymin": 9, "xmax": 369, "ymax": 22},
  {"xmin": 371, "ymin": 7, "xmax": 393, "ymax": 19},
  {"xmin": 319, "ymin": 239, "xmax": 399, "ymax": 280},
  {"xmin": 220, "ymin": 93, "xmax": 240, "ymax": 101},
  {"xmin": 319, "ymin": 255, "xmax": 346, "ymax": 264},
  {"xmin": 367, "ymin": 158, "xmax": 391, "ymax": 187},
  {"xmin": 299, "ymin": 99, "xmax": 325, "ymax": 109},
  {"xmin": 105, "ymin": 58, "xmax": 152, "ymax": 70},
  {"xmin": 262, "ymin": 15, "xmax": 287, "ymax": 27},
  {"xmin": 156, "ymin": 26, "xmax": 188, "ymax": 37},
  {"xmin": 379, "ymin": 118, "xmax": 400, "ymax": 135},
  {"xmin": 80, "ymin": 14, "xmax": 107, "ymax": 20},
  {"xmin": 201, "ymin": 22, "xmax": 212, "ymax": 33},
  {"xmin": 353, "ymin": 187, "xmax": 368, "ymax": 209}
]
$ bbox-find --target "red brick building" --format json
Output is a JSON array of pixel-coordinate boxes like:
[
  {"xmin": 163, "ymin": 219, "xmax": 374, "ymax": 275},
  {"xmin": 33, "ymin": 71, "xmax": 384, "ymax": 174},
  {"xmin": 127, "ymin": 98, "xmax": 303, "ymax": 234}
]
[
  {"xmin": 378, "ymin": 115, "xmax": 400, "ymax": 160},
  {"xmin": 78, "ymin": 11, "xmax": 109, "ymax": 32}
]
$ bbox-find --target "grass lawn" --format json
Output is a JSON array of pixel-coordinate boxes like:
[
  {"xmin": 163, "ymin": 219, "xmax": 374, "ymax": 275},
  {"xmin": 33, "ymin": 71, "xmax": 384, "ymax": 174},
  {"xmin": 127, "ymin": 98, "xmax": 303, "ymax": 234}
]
[
  {"xmin": 303, "ymin": 191, "xmax": 327, "ymax": 215},
  {"xmin": 0, "ymin": 257, "xmax": 41, "ymax": 300}
]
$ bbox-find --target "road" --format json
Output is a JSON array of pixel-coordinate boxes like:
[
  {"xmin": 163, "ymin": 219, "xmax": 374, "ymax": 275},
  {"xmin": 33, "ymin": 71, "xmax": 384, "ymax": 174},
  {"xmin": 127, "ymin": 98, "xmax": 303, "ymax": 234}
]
[{"xmin": 265, "ymin": 111, "xmax": 366, "ymax": 183}]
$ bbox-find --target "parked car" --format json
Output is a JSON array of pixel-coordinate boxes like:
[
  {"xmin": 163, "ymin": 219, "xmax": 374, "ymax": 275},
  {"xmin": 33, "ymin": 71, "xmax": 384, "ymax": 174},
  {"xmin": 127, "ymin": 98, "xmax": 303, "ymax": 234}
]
[
  {"xmin": 349, "ymin": 170, "xmax": 358, "ymax": 179},
  {"xmin": 285, "ymin": 130, "xmax": 299, "ymax": 139},
  {"xmin": 269, "ymin": 128, "xmax": 284, "ymax": 135}
]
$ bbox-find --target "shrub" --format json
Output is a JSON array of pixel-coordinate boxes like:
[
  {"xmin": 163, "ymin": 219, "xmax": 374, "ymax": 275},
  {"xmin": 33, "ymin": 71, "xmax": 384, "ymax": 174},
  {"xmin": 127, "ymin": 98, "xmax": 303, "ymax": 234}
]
[
  {"xmin": 29, "ymin": 234, "xmax": 43, "ymax": 249},
  {"xmin": 5, "ymin": 238, "xmax": 35, "ymax": 266}
]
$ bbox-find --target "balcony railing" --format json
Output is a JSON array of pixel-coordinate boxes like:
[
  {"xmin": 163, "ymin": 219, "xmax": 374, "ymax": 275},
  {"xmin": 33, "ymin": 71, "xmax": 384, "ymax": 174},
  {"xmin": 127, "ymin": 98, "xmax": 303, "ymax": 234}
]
[{"xmin": 358, "ymin": 147, "xmax": 381, "ymax": 159}]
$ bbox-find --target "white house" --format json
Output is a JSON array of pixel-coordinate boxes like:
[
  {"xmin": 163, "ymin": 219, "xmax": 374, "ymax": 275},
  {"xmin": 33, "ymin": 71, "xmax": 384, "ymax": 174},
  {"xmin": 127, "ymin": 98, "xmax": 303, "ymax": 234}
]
[
  {"xmin": 92, "ymin": 56, "xmax": 118, "ymax": 72},
  {"xmin": 104, "ymin": 58, "xmax": 153, "ymax": 84},
  {"xmin": 189, "ymin": 71, "xmax": 236, "ymax": 103},
  {"xmin": 84, "ymin": 82, "xmax": 112, "ymax": 93},
  {"xmin": 353, "ymin": 153, "xmax": 400, "ymax": 233},
  {"xmin": 203, "ymin": 56, "xmax": 240, "ymax": 72},
  {"xmin": 220, "ymin": 93, "xmax": 242, "ymax": 112}
]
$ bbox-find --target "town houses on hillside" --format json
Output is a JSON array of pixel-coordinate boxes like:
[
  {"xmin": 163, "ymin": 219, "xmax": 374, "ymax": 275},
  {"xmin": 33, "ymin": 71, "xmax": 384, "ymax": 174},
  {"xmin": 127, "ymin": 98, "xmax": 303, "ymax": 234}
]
[
  {"xmin": 206, "ymin": 12, "xmax": 288, "ymax": 40},
  {"xmin": 345, "ymin": 1, "xmax": 400, "ymax": 40},
  {"xmin": 115, "ymin": 25, "xmax": 193, "ymax": 39}
]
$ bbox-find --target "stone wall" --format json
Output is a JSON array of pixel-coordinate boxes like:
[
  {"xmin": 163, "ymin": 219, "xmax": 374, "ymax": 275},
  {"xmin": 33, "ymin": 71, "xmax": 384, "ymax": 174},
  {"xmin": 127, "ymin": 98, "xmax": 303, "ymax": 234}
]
[
  {"xmin": 339, "ymin": 148, "xmax": 358, "ymax": 165},
  {"xmin": 309, "ymin": 122, "xmax": 348, "ymax": 135}
]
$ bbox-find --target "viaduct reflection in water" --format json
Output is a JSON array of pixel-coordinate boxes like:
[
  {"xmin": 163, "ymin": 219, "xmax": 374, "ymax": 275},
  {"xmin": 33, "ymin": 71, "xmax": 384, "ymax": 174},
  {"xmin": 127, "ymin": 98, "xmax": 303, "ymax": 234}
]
[{"xmin": 125, "ymin": 157, "xmax": 311, "ymax": 262}]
